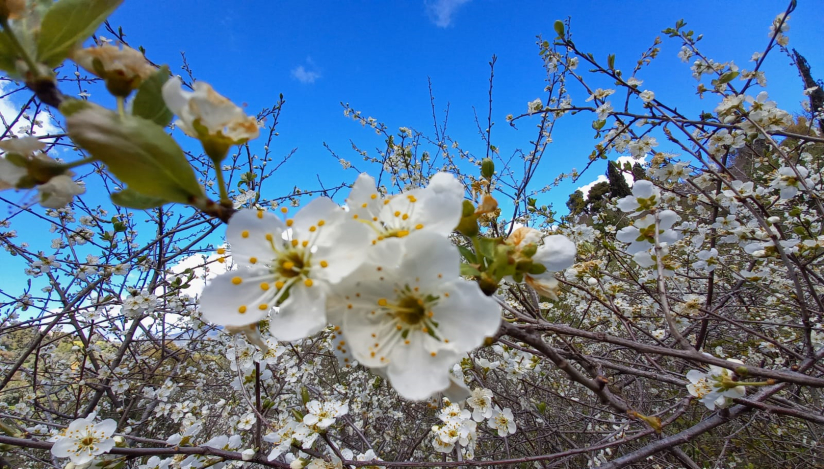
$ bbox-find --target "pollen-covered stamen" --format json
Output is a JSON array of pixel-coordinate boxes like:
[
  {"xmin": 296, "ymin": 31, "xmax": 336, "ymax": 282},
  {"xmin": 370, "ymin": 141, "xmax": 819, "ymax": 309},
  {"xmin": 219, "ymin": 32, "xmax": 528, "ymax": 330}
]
[{"xmin": 375, "ymin": 286, "xmax": 442, "ymax": 341}]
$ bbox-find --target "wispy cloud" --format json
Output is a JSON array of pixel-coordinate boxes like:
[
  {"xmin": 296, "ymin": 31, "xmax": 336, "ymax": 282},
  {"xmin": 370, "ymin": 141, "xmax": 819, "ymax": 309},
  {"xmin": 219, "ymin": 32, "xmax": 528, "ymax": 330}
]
[
  {"xmin": 291, "ymin": 58, "xmax": 321, "ymax": 84},
  {"xmin": 426, "ymin": 0, "xmax": 471, "ymax": 28}
]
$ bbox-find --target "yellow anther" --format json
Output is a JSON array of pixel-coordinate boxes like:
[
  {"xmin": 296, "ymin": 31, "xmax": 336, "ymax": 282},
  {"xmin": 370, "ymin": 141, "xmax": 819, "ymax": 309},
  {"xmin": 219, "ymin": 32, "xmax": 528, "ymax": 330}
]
[
  {"xmin": 383, "ymin": 200, "xmax": 390, "ymax": 205},
  {"xmin": 260, "ymin": 283, "xmax": 270, "ymax": 291},
  {"xmin": 258, "ymin": 304, "xmax": 269, "ymax": 310},
  {"xmin": 309, "ymin": 226, "xmax": 317, "ymax": 232},
  {"xmin": 347, "ymin": 304, "xmax": 353, "ymax": 309},
  {"xmin": 231, "ymin": 276, "xmax": 242, "ymax": 285},
  {"xmin": 275, "ymin": 281, "xmax": 285, "ymax": 289},
  {"xmin": 282, "ymin": 261, "xmax": 295, "ymax": 270},
  {"xmin": 405, "ymin": 340, "xmax": 410, "ymax": 345},
  {"xmin": 397, "ymin": 230, "xmax": 409, "ymax": 238},
  {"xmin": 281, "ymin": 207, "xmax": 288, "ymax": 213},
  {"xmin": 361, "ymin": 203, "xmax": 368, "ymax": 208},
  {"xmin": 317, "ymin": 220, "xmax": 326, "ymax": 226},
  {"xmin": 257, "ymin": 210, "xmax": 264, "ymax": 219},
  {"xmin": 241, "ymin": 230, "xmax": 249, "ymax": 238},
  {"xmin": 217, "ymin": 247, "xmax": 226, "ymax": 254},
  {"xmin": 353, "ymin": 214, "xmax": 359, "ymax": 219},
  {"xmin": 377, "ymin": 299, "xmax": 388, "ymax": 306},
  {"xmin": 265, "ymin": 233, "xmax": 273, "ymax": 241},
  {"xmin": 302, "ymin": 240, "xmax": 309, "ymax": 247},
  {"xmin": 286, "ymin": 219, "xmax": 294, "ymax": 227},
  {"xmin": 407, "ymin": 195, "xmax": 417, "ymax": 203},
  {"xmin": 396, "ymin": 325, "xmax": 402, "ymax": 330},
  {"xmin": 218, "ymin": 258, "xmax": 226, "ymax": 263},
  {"xmin": 320, "ymin": 260, "xmax": 329, "ymax": 268},
  {"xmin": 422, "ymin": 326, "xmax": 429, "ymax": 333},
  {"xmin": 372, "ymin": 216, "xmax": 378, "ymax": 221},
  {"xmin": 291, "ymin": 239, "xmax": 299, "ymax": 247},
  {"xmin": 415, "ymin": 224, "xmax": 424, "ymax": 230},
  {"xmin": 370, "ymin": 194, "xmax": 378, "ymax": 200},
  {"xmin": 402, "ymin": 213, "xmax": 409, "ymax": 220},
  {"xmin": 238, "ymin": 305, "xmax": 247, "ymax": 314},
  {"xmin": 304, "ymin": 279, "xmax": 314, "ymax": 287},
  {"xmin": 249, "ymin": 257, "xmax": 257, "ymax": 264},
  {"xmin": 394, "ymin": 211, "xmax": 401, "ymax": 217},
  {"xmin": 430, "ymin": 351, "xmax": 437, "ymax": 357},
  {"xmin": 427, "ymin": 311, "xmax": 434, "ymax": 318}
]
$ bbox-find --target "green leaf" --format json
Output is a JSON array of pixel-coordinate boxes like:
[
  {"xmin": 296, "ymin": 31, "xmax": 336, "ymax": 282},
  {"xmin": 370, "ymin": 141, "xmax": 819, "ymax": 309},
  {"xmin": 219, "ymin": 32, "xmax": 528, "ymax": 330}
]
[
  {"xmin": 460, "ymin": 263, "xmax": 481, "ymax": 277},
  {"xmin": 0, "ymin": 31, "xmax": 20, "ymax": 75},
  {"xmin": 607, "ymin": 54, "xmax": 615, "ymax": 70},
  {"xmin": 717, "ymin": 71, "xmax": 739, "ymax": 85},
  {"xmin": 457, "ymin": 245, "xmax": 477, "ymax": 264},
  {"xmin": 553, "ymin": 20, "xmax": 565, "ymax": 38},
  {"xmin": 131, "ymin": 65, "xmax": 173, "ymax": 127},
  {"xmin": 63, "ymin": 100, "xmax": 204, "ymax": 204},
  {"xmin": 476, "ymin": 237, "xmax": 500, "ymax": 261},
  {"xmin": 110, "ymin": 189, "xmax": 167, "ymax": 209},
  {"xmin": 37, "ymin": 0, "xmax": 124, "ymax": 67}
]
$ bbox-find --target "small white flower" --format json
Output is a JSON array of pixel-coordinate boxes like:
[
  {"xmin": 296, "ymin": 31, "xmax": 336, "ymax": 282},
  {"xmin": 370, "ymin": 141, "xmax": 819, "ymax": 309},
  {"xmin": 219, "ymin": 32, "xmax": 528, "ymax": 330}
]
[
  {"xmin": 328, "ymin": 232, "xmax": 500, "ymax": 401},
  {"xmin": 199, "ymin": 201, "xmax": 370, "ymax": 338},
  {"xmin": 51, "ymin": 417, "xmax": 117, "ymax": 464},
  {"xmin": 488, "ymin": 407, "xmax": 517, "ymax": 436}
]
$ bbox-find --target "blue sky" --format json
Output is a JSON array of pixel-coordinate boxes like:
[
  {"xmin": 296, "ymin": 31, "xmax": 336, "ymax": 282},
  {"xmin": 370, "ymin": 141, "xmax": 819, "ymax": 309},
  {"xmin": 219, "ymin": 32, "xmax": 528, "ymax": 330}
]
[
  {"xmin": 1, "ymin": 0, "xmax": 822, "ymax": 295},
  {"xmin": 102, "ymin": 0, "xmax": 822, "ymax": 205}
]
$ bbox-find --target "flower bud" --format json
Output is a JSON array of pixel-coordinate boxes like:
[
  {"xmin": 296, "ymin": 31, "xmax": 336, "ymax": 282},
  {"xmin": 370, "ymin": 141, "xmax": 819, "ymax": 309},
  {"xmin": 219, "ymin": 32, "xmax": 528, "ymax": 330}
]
[
  {"xmin": 71, "ymin": 44, "xmax": 155, "ymax": 97},
  {"xmin": 481, "ymin": 157, "xmax": 495, "ymax": 180}
]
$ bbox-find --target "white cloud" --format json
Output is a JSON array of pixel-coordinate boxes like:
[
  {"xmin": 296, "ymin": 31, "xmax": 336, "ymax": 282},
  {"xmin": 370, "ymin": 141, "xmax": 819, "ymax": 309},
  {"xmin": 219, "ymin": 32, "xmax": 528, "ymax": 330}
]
[
  {"xmin": 291, "ymin": 65, "xmax": 320, "ymax": 84},
  {"xmin": 426, "ymin": 0, "xmax": 471, "ymax": 28},
  {"xmin": 575, "ymin": 155, "xmax": 649, "ymax": 197},
  {"xmin": 0, "ymin": 81, "xmax": 60, "ymax": 138},
  {"xmin": 576, "ymin": 175, "xmax": 608, "ymax": 198}
]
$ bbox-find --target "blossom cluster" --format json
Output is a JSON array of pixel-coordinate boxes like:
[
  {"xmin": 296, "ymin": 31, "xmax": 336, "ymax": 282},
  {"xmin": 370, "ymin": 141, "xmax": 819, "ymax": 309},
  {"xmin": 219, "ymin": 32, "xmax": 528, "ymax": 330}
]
[{"xmin": 200, "ymin": 173, "xmax": 518, "ymax": 400}]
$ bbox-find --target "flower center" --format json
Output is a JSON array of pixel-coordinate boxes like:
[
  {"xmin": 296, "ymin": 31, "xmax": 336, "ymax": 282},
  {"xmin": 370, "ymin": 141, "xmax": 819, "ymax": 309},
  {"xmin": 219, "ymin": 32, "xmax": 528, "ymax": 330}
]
[
  {"xmin": 80, "ymin": 436, "xmax": 95, "ymax": 447},
  {"xmin": 394, "ymin": 293, "xmax": 428, "ymax": 325},
  {"xmin": 276, "ymin": 250, "xmax": 307, "ymax": 278}
]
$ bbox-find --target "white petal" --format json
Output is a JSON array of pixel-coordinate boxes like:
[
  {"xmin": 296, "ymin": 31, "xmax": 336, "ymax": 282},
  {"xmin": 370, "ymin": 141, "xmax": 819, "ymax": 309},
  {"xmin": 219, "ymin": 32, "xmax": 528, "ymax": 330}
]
[
  {"xmin": 534, "ymin": 235, "xmax": 576, "ymax": 272},
  {"xmin": 345, "ymin": 173, "xmax": 381, "ymax": 220},
  {"xmin": 386, "ymin": 332, "xmax": 458, "ymax": 401},
  {"xmin": 431, "ymin": 279, "xmax": 500, "ymax": 352},
  {"xmin": 396, "ymin": 232, "xmax": 460, "ymax": 291},
  {"xmin": 50, "ymin": 438, "xmax": 76, "ymax": 458},
  {"xmin": 269, "ymin": 283, "xmax": 328, "ymax": 341},
  {"xmin": 95, "ymin": 419, "xmax": 117, "ymax": 437},
  {"xmin": 200, "ymin": 269, "xmax": 274, "ymax": 326},
  {"xmin": 226, "ymin": 209, "xmax": 285, "ymax": 264}
]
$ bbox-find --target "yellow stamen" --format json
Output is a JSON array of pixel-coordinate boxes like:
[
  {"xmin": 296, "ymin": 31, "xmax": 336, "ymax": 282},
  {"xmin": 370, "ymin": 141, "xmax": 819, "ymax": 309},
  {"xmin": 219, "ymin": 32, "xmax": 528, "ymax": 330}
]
[
  {"xmin": 377, "ymin": 299, "xmax": 388, "ymax": 306},
  {"xmin": 258, "ymin": 304, "xmax": 268, "ymax": 310},
  {"xmin": 320, "ymin": 260, "xmax": 329, "ymax": 268},
  {"xmin": 217, "ymin": 247, "xmax": 226, "ymax": 254},
  {"xmin": 249, "ymin": 257, "xmax": 257, "ymax": 264},
  {"xmin": 283, "ymin": 261, "xmax": 295, "ymax": 270},
  {"xmin": 231, "ymin": 277, "xmax": 242, "ymax": 285},
  {"xmin": 309, "ymin": 226, "xmax": 317, "ymax": 232},
  {"xmin": 238, "ymin": 305, "xmax": 247, "ymax": 313},
  {"xmin": 370, "ymin": 194, "xmax": 378, "ymax": 200},
  {"xmin": 415, "ymin": 224, "xmax": 424, "ymax": 230},
  {"xmin": 286, "ymin": 219, "xmax": 294, "ymax": 227},
  {"xmin": 317, "ymin": 220, "xmax": 326, "ymax": 226},
  {"xmin": 281, "ymin": 207, "xmax": 288, "ymax": 213},
  {"xmin": 291, "ymin": 239, "xmax": 299, "ymax": 247},
  {"xmin": 241, "ymin": 230, "xmax": 249, "ymax": 238},
  {"xmin": 257, "ymin": 210, "xmax": 264, "ymax": 219},
  {"xmin": 260, "ymin": 283, "xmax": 270, "ymax": 291},
  {"xmin": 304, "ymin": 279, "xmax": 314, "ymax": 287},
  {"xmin": 275, "ymin": 281, "xmax": 285, "ymax": 289}
]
